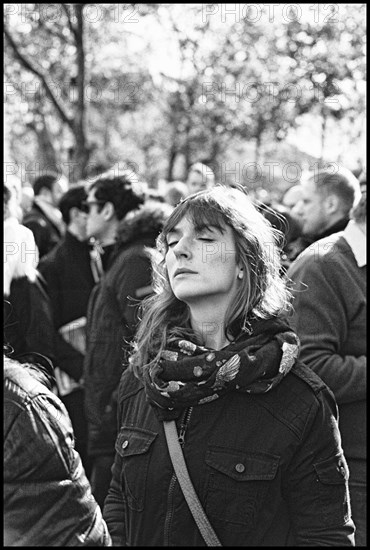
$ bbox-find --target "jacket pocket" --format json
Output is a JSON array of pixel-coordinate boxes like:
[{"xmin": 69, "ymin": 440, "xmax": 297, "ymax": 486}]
[
  {"xmin": 314, "ymin": 453, "xmax": 351, "ymax": 525},
  {"xmin": 115, "ymin": 426, "xmax": 157, "ymax": 512},
  {"xmin": 205, "ymin": 446, "xmax": 280, "ymax": 527}
]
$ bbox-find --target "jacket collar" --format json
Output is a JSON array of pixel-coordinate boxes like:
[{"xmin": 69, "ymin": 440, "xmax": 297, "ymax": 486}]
[
  {"xmin": 315, "ymin": 216, "xmax": 349, "ymax": 241},
  {"xmin": 116, "ymin": 201, "xmax": 173, "ymax": 247},
  {"xmin": 33, "ymin": 197, "xmax": 65, "ymax": 235},
  {"xmin": 343, "ymin": 220, "xmax": 366, "ymax": 267}
]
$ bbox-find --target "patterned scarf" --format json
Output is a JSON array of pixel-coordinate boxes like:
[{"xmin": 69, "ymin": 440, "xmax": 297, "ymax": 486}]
[{"xmin": 143, "ymin": 317, "xmax": 300, "ymax": 420}]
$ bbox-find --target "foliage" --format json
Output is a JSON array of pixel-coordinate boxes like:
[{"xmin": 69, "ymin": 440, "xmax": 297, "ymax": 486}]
[{"xmin": 4, "ymin": 3, "xmax": 366, "ymax": 189}]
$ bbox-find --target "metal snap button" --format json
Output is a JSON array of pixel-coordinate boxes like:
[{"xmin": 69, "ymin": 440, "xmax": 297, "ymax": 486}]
[
  {"xmin": 122, "ymin": 440, "xmax": 129, "ymax": 449},
  {"xmin": 235, "ymin": 463, "xmax": 245, "ymax": 473},
  {"xmin": 193, "ymin": 366, "xmax": 203, "ymax": 377}
]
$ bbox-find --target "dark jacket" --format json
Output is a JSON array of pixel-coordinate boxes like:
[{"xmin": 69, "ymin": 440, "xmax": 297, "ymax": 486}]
[
  {"xmin": 4, "ymin": 358, "xmax": 111, "ymax": 546},
  {"xmin": 103, "ymin": 363, "xmax": 354, "ymax": 547},
  {"xmin": 287, "ymin": 232, "xmax": 366, "ymax": 461},
  {"xmin": 4, "ymin": 273, "xmax": 56, "ymax": 364},
  {"xmin": 83, "ymin": 202, "xmax": 172, "ymax": 458},
  {"xmin": 284, "ymin": 216, "xmax": 350, "ymax": 269},
  {"xmin": 38, "ymin": 231, "xmax": 96, "ymax": 381},
  {"xmin": 313, "ymin": 216, "xmax": 350, "ymax": 241},
  {"xmin": 23, "ymin": 202, "xmax": 63, "ymax": 258}
]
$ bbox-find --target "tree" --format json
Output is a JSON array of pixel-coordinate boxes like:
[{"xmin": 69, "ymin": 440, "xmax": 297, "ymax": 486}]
[
  {"xmin": 4, "ymin": 4, "xmax": 90, "ymax": 180},
  {"xmin": 4, "ymin": 3, "xmax": 158, "ymax": 181}
]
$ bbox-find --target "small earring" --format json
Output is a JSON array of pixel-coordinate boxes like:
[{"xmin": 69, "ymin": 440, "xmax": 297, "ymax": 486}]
[{"xmin": 238, "ymin": 271, "xmax": 243, "ymax": 280}]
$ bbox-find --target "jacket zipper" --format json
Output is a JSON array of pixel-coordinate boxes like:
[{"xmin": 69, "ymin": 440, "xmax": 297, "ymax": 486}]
[
  {"xmin": 178, "ymin": 406, "xmax": 193, "ymax": 446},
  {"xmin": 163, "ymin": 407, "xmax": 193, "ymax": 545}
]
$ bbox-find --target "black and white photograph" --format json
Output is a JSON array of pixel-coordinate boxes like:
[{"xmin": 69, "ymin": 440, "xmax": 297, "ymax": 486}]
[{"xmin": 4, "ymin": 3, "xmax": 366, "ymax": 546}]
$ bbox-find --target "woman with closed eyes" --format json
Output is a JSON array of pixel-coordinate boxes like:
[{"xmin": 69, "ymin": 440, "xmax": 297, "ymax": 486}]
[{"xmin": 103, "ymin": 185, "xmax": 354, "ymax": 547}]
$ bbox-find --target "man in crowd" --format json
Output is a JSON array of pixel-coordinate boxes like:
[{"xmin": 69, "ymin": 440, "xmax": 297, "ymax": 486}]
[
  {"xmin": 38, "ymin": 184, "xmax": 96, "ymax": 475},
  {"xmin": 290, "ymin": 166, "xmax": 360, "ymax": 243},
  {"xmin": 186, "ymin": 162, "xmax": 215, "ymax": 193},
  {"xmin": 281, "ymin": 184, "xmax": 303, "ymax": 216},
  {"xmin": 287, "ymin": 167, "xmax": 365, "ymax": 545},
  {"xmin": 23, "ymin": 172, "xmax": 67, "ymax": 258},
  {"xmin": 83, "ymin": 170, "xmax": 172, "ymax": 508},
  {"xmin": 83, "ymin": 170, "xmax": 144, "ymax": 507}
]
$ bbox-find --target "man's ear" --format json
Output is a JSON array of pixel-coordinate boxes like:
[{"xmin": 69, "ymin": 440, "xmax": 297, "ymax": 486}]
[
  {"xmin": 69, "ymin": 206, "xmax": 80, "ymax": 223},
  {"xmin": 102, "ymin": 201, "xmax": 115, "ymax": 221},
  {"xmin": 324, "ymin": 194, "xmax": 340, "ymax": 215},
  {"xmin": 39, "ymin": 187, "xmax": 53, "ymax": 201}
]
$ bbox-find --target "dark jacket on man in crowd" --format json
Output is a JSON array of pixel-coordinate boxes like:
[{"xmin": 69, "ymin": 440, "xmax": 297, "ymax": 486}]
[
  {"xmin": 38, "ymin": 230, "xmax": 96, "ymax": 381},
  {"xmin": 287, "ymin": 229, "xmax": 366, "ymax": 463},
  {"xmin": 23, "ymin": 201, "xmax": 64, "ymax": 258},
  {"xmin": 83, "ymin": 202, "xmax": 172, "ymax": 459}
]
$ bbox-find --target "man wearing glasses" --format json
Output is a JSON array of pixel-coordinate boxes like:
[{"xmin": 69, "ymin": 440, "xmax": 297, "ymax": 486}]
[{"xmin": 82, "ymin": 169, "xmax": 147, "ymax": 508}]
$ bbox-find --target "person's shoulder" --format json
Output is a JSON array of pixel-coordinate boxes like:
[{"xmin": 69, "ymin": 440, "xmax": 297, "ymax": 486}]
[
  {"xmin": 289, "ymin": 360, "xmax": 329, "ymax": 396},
  {"xmin": 256, "ymin": 360, "xmax": 335, "ymax": 437},
  {"xmin": 4, "ymin": 360, "xmax": 51, "ymax": 403},
  {"xmin": 287, "ymin": 232, "xmax": 348, "ymax": 279},
  {"xmin": 23, "ymin": 205, "xmax": 48, "ymax": 226},
  {"xmin": 118, "ymin": 366, "xmax": 144, "ymax": 402},
  {"xmin": 291, "ymin": 232, "xmax": 345, "ymax": 262},
  {"xmin": 38, "ymin": 243, "xmax": 62, "ymax": 270},
  {"xmin": 107, "ymin": 241, "xmax": 152, "ymax": 286}
]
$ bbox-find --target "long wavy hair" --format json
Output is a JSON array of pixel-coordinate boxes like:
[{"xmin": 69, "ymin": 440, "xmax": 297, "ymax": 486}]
[{"xmin": 131, "ymin": 185, "xmax": 291, "ymax": 378}]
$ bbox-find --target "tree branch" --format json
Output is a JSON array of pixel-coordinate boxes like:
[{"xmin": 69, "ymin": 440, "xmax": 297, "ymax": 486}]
[
  {"xmin": 73, "ymin": 4, "xmax": 86, "ymax": 134},
  {"xmin": 60, "ymin": 3, "xmax": 78, "ymax": 39},
  {"xmin": 4, "ymin": 24, "xmax": 73, "ymax": 129},
  {"xmin": 36, "ymin": 17, "xmax": 71, "ymax": 43}
]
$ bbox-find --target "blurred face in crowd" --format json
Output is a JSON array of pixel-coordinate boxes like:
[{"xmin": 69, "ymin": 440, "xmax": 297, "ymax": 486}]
[
  {"xmin": 165, "ymin": 215, "xmax": 240, "ymax": 310},
  {"xmin": 282, "ymin": 185, "xmax": 303, "ymax": 214},
  {"xmin": 292, "ymin": 178, "xmax": 328, "ymax": 237},
  {"xmin": 187, "ymin": 165, "xmax": 214, "ymax": 194},
  {"xmin": 85, "ymin": 189, "xmax": 108, "ymax": 241},
  {"xmin": 20, "ymin": 185, "xmax": 34, "ymax": 215},
  {"xmin": 187, "ymin": 169, "xmax": 206, "ymax": 193},
  {"xmin": 72, "ymin": 206, "xmax": 89, "ymax": 241},
  {"xmin": 51, "ymin": 177, "xmax": 68, "ymax": 207}
]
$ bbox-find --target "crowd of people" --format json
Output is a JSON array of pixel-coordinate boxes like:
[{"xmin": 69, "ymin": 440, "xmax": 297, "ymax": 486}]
[{"xmin": 3, "ymin": 160, "xmax": 366, "ymax": 546}]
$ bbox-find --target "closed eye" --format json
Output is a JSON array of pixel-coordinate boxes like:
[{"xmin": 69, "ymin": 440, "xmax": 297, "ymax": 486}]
[{"xmin": 167, "ymin": 240, "xmax": 178, "ymax": 248}]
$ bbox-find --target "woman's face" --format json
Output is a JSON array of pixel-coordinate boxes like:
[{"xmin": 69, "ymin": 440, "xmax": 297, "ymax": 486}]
[{"xmin": 165, "ymin": 215, "xmax": 241, "ymax": 307}]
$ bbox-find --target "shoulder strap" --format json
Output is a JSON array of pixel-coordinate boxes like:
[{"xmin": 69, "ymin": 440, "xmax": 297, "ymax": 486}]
[{"xmin": 163, "ymin": 420, "xmax": 222, "ymax": 547}]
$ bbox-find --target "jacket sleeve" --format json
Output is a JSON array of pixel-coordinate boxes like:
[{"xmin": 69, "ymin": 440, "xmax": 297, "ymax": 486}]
[
  {"xmin": 4, "ymin": 391, "xmax": 111, "ymax": 546},
  {"xmin": 54, "ymin": 332, "xmax": 85, "ymax": 381},
  {"xmin": 103, "ymin": 449, "xmax": 126, "ymax": 545},
  {"xmin": 287, "ymin": 256, "xmax": 366, "ymax": 404},
  {"xmin": 39, "ymin": 258, "xmax": 84, "ymax": 381},
  {"xmin": 27, "ymin": 276, "xmax": 57, "ymax": 363},
  {"xmin": 284, "ymin": 384, "xmax": 355, "ymax": 546},
  {"xmin": 23, "ymin": 217, "xmax": 50, "ymax": 259}
]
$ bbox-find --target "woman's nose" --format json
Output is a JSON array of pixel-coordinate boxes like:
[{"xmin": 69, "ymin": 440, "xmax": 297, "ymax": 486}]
[{"xmin": 173, "ymin": 237, "xmax": 192, "ymax": 258}]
